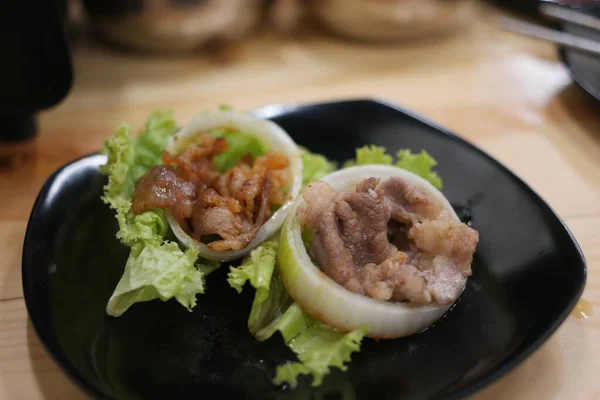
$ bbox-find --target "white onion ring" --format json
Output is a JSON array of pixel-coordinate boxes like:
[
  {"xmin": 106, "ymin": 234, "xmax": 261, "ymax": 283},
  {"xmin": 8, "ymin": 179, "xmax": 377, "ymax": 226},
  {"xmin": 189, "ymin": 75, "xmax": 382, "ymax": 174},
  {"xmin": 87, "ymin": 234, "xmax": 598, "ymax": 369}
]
[
  {"xmin": 165, "ymin": 110, "xmax": 302, "ymax": 262},
  {"xmin": 277, "ymin": 165, "xmax": 465, "ymax": 339}
]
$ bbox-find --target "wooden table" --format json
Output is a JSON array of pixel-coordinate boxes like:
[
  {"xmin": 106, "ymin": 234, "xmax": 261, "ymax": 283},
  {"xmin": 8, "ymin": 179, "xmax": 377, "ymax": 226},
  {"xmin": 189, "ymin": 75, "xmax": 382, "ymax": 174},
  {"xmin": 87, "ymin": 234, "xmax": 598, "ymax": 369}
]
[{"xmin": 1, "ymin": 3, "xmax": 599, "ymax": 399}]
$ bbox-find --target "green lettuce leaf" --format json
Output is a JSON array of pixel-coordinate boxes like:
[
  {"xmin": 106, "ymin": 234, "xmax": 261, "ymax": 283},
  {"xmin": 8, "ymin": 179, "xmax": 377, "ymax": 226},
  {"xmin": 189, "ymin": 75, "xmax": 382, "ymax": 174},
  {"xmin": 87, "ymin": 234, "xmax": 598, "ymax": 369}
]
[
  {"xmin": 228, "ymin": 242, "xmax": 368, "ymax": 388},
  {"xmin": 273, "ymin": 305, "xmax": 368, "ymax": 388},
  {"xmin": 299, "ymin": 146, "xmax": 337, "ymax": 185},
  {"xmin": 396, "ymin": 149, "xmax": 442, "ymax": 189},
  {"xmin": 100, "ymin": 110, "xmax": 178, "ymax": 245},
  {"xmin": 106, "ymin": 242, "xmax": 204, "ymax": 317},
  {"xmin": 133, "ymin": 110, "xmax": 180, "ymax": 172},
  {"xmin": 100, "ymin": 110, "xmax": 178, "ymax": 200},
  {"xmin": 100, "ymin": 110, "xmax": 207, "ymax": 317},
  {"xmin": 228, "ymin": 241, "xmax": 277, "ymax": 304},
  {"xmin": 343, "ymin": 145, "xmax": 393, "ymax": 168},
  {"xmin": 227, "ymin": 240, "xmax": 292, "ymax": 340},
  {"xmin": 210, "ymin": 127, "xmax": 270, "ymax": 172},
  {"xmin": 343, "ymin": 145, "xmax": 443, "ymax": 189}
]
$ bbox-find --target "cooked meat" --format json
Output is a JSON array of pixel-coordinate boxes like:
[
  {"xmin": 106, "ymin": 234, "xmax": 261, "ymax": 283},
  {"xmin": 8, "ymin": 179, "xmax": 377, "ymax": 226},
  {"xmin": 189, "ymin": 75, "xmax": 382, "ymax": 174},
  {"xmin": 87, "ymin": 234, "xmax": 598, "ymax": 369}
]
[
  {"xmin": 298, "ymin": 176, "xmax": 480, "ymax": 307},
  {"xmin": 301, "ymin": 178, "xmax": 397, "ymax": 293},
  {"xmin": 191, "ymin": 189, "xmax": 243, "ymax": 240},
  {"xmin": 131, "ymin": 165, "xmax": 196, "ymax": 223},
  {"xmin": 426, "ymin": 255, "xmax": 467, "ymax": 304},
  {"xmin": 204, "ymin": 168, "xmax": 280, "ymax": 251},
  {"xmin": 336, "ymin": 180, "xmax": 397, "ymax": 266},
  {"xmin": 380, "ymin": 176, "xmax": 447, "ymax": 223},
  {"xmin": 389, "ymin": 262, "xmax": 432, "ymax": 305},
  {"xmin": 405, "ymin": 250, "xmax": 434, "ymax": 272},
  {"xmin": 297, "ymin": 181, "xmax": 339, "ymax": 228},
  {"xmin": 408, "ymin": 219, "xmax": 479, "ymax": 276},
  {"xmin": 131, "ymin": 132, "xmax": 290, "ymax": 251},
  {"xmin": 255, "ymin": 171, "xmax": 276, "ymax": 227},
  {"xmin": 162, "ymin": 133, "xmax": 227, "ymax": 185},
  {"xmin": 360, "ymin": 252, "xmax": 431, "ymax": 304},
  {"xmin": 208, "ymin": 233, "xmax": 256, "ymax": 251},
  {"xmin": 355, "ymin": 177, "xmax": 379, "ymax": 193},
  {"xmin": 302, "ymin": 182, "xmax": 363, "ymax": 293},
  {"xmin": 258, "ymin": 153, "xmax": 289, "ymax": 206},
  {"xmin": 213, "ymin": 151, "xmax": 288, "ymax": 213}
]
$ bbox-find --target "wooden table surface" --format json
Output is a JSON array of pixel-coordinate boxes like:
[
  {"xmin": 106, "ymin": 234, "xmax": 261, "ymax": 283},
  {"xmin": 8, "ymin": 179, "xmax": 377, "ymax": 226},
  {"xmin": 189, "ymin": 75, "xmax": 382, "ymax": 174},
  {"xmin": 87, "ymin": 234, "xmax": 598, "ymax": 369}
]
[{"xmin": 1, "ymin": 3, "xmax": 599, "ymax": 399}]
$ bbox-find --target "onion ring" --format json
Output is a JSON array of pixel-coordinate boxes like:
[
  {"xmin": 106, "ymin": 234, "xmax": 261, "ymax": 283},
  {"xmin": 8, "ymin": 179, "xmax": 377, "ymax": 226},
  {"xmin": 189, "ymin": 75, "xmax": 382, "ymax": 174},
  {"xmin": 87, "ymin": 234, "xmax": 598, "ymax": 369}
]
[
  {"xmin": 165, "ymin": 110, "xmax": 302, "ymax": 261},
  {"xmin": 277, "ymin": 165, "xmax": 465, "ymax": 339}
]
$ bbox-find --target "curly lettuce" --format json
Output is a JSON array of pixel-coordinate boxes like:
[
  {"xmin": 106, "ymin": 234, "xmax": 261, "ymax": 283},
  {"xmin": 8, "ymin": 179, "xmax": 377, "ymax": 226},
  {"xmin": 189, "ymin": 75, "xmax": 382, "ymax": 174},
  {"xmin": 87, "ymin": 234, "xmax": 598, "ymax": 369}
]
[
  {"xmin": 100, "ymin": 110, "xmax": 208, "ymax": 317},
  {"xmin": 100, "ymin": 111, "xmax": 176, "ymax": 245},
  {"xmin": 343, "ymin": 145, "xmax": 442, "ymax": 189},
  {"xmin": 299, "ymin": 146, "xmax": 337, "ymax": 185},
  {"xmin": 343, "ymin": 145, "xmax": 392, "ymax": 168},
  {"xmin": 396, "ymin": 149, "xmax": 442, "ymax": 189},
  {"xmin": 106, "ymin": 242, "xmax": 203, "ymax": 317},
  {"xmin": 228, "ymin": 242, "xmax": 368, "ymax": 388},
  {"xmin": 272, "ymin": 304, "xmax": 368, "ymax": 388}
]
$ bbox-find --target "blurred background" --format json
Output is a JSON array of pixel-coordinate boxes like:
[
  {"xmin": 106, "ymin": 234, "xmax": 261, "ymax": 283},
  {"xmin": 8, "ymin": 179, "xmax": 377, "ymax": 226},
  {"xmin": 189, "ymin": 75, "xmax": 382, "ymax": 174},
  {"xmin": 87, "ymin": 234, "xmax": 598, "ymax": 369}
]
[
  {"xmin": 1, "ymin": 0, "xmax": 600, "ymax": 169},
  {"xmin": 3, "ymin": 2, "xmax": 600, "ymax": 399}
]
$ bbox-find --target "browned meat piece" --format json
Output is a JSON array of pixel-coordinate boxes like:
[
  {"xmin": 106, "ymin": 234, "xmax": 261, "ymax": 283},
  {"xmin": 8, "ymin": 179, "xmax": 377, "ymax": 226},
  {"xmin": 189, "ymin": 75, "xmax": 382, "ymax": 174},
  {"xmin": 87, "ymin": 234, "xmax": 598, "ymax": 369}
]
[
  {"xmin": 389, "ymin": 264, "xmax": 432, "ymax": 304},
  {"xmin": 255, "ymin": 171, "xmax": 274, "ymax": 227},
  {"xmin": 380, "ymin": 177, "xmax": 446, "ymax": 223},
  {"xmin": 208, "ymin": 233, "xmax": 255, "ymax": 251},
  {"xmin": 405, "ymin": 250, "xmax": 434, "ymax": 272},
  {"xmin": 162, "ymin": 133, "xmax": 227, "ymax": 185},
  {"xmin": 298, "ymin": 176, "xmax": 479, "ymax": 307},
  {"xmin": 300, "ymin": 179, "xmax": 396, "ymax": 293},
  {"xmin": 355, "ymin": 177, "xmax": 379, "ymax": 193},
  {"xmin": 238, "ymin": 152, "xmax": 288, "ymax": 212},
  {"xmin": 131, "ymin": 165, "xmax": 196, "ymax": 223},
  {"xmin": 204, "ymin": 172, "xmax": 276, "ymax": 251},
  {"xmin": 404, "ymin": 219, "xmax": 479, "ymax": 304},
  {"xmin": 192, "ymin": 207, "xmax": 239, "ymax": 239},
  {"xmin": 192, "ymin": 158, "xmax": 287, "ymax": 251},
  {"xmin": 238, "ymin": 165, "xmax": 267, "ymax": 212},
  {"xmin": 360, "ymin": 252, "xmax": 432, "ymax": 304},
  {"xmin": 131, "ymin": 131, "xmax": 291, "ymax": 252},
  {"xmin": 297, "ymin": 181, "xmax": 339, "ymax": 227},
  {"xmin": 426, "ymin": 255, "xmax": 467, "ymax": 304},
  {"xmin": 191, "ymin": 189, "xmax": 243, "ymax": 240},
  {"xmin": 300, "ymin": 181, "xmax": 362, "ymax": 293},
  {"xmin": 256, "ymin": 151, "xmax": 289, "ymax": 170},
  {"xmin": 336, "ymin": 181, "xmax": 397, "ymax": 266},
  {"xmin": 408, "ymin": 219, "xmax": 479, "ymax": 276},
  {"xmin": 213, "ymin": 163, "xmax": 252, "ymax": 199},
  {"xmin": 213, "ymin": 151, "xmax": 288, "ymax": 214}
]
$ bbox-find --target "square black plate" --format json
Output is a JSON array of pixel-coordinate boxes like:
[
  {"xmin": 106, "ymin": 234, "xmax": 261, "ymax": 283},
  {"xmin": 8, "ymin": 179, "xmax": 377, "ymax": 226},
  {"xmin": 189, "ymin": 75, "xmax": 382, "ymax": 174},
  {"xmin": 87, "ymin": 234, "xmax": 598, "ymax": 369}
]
[{"xmin": 23, "ymin": 99, "xmax": 586, "ymax": 400}]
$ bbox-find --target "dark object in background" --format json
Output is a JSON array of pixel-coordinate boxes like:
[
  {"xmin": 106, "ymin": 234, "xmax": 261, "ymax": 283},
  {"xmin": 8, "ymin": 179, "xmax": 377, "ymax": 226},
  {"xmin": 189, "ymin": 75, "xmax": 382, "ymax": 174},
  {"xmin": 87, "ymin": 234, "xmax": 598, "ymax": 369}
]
[
  {"xmin": 0, "ymin": 1, "xmax": 73, "ymax": 166},
  {"xmin": 490, "ymin": 0, "xmax": 542, "ymax": 16},
  {"xmin": 494, "ymin": 0, "xmax": 600, "ymax": 102},
  {"xmin": 560, "ymin": 4, "xmax": 600, "ymax": 101},
  {"xmin": 23, "ymin": 99, "xmax": 585, "ymax": 400},
  {"xmin": 491, "ymin": 0, "xmax": 600, "ymax": 17}
]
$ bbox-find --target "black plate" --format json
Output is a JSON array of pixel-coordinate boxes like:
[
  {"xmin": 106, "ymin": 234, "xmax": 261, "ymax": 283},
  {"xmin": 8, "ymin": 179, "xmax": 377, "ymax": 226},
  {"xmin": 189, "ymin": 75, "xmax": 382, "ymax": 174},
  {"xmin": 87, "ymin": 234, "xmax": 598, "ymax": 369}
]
[
  {"xmin": 560, "ymin": 5, "xmax": 600, "ymax": 102},
  {"xmin": 23, "ymin": 100, "xmax": 586, "ymax": 400}
]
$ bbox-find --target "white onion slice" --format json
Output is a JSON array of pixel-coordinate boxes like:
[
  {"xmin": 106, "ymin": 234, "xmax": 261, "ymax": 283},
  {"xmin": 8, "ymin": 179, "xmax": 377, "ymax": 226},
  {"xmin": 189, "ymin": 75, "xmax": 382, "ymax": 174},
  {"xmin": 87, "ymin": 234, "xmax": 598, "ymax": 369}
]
[
  {"xmin": 165, "ymin": 110, "xmax": 302, "ymax": 262},
  {"xmin": 277, "ymin": 165, "xmax": 465, "ymax": 339}
]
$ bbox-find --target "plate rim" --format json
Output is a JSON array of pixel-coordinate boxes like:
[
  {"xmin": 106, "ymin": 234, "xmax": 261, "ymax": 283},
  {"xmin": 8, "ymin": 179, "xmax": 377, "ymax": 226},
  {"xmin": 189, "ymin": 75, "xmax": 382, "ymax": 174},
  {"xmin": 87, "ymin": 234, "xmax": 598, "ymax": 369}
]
[{"xmin": 22, "ymin": 98, "xmax": 587, "ymax": 400}]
